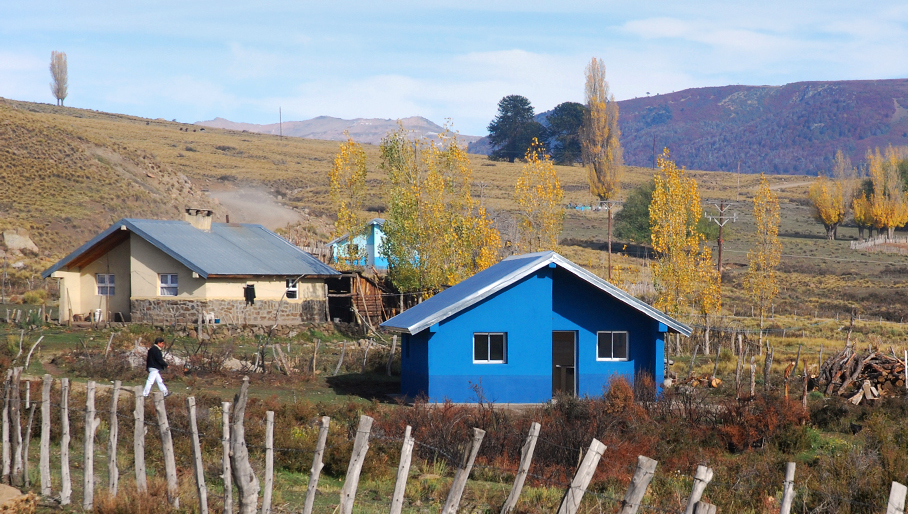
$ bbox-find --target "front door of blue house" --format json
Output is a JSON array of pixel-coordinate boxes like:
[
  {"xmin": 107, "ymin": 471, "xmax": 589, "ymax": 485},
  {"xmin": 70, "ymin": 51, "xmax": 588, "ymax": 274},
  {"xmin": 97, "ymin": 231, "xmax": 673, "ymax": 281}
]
[{"xmin": 552, "ymin": 331, "xmax": 576, "ymax": 396}]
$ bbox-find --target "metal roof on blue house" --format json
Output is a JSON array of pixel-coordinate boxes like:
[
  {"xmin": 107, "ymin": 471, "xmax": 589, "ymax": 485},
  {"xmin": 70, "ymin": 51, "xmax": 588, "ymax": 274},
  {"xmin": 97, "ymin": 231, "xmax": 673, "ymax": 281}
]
[
  {"xmin": 381, "ymin": 251, "xmax": 691, "ymax": 336},
  {"xmin": 42, "ymin": 218, "xmax": 339, "ymax": 279}
]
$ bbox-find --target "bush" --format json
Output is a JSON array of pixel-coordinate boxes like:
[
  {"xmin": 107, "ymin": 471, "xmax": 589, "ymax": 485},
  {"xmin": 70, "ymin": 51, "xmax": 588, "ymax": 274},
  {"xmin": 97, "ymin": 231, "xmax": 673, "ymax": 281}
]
[{"xmin": 21, "ymin": 289, "xmax": 47, "ymax": 304}]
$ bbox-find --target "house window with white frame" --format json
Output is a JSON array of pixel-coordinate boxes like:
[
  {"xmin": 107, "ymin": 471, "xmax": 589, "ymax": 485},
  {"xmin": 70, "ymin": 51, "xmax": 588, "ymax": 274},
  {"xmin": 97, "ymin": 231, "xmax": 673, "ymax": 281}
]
[
  {"xmin": 597, "ymin": 331, "xmax": 628, "ymax": 360},
  {"xmin": 473, "ymin": 333, "xmax": 507, "ymax": 363},
  {"xmin": 96, "ymin": 274, "xmax": 115, "ymax": 296},
  {"xmin": 159, "ymin": 274, "xmax": 178, "ymax": 296},
  {"xmin": 285, "ymin": 278, "xmax": 298, "ymax": 299}
]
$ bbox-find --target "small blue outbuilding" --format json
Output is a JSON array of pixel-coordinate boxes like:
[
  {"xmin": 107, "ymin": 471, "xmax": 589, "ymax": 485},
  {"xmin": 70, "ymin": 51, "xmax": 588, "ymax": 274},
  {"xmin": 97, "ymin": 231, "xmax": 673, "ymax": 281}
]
[
  {"xmin": 380, "ymin": 251, "xmax": 691, "ymax": 403},
  {"xmin": 328, "ymin": 218, "xmax": 388, "ymax": 270}
]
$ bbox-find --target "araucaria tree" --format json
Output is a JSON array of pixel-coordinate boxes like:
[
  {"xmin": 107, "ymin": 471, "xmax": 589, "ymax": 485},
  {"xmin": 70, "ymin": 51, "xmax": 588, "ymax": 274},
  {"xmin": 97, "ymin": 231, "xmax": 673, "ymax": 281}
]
[
  {"xmin": 329, "ymin": 137, "xmax": 368, "ymax": 267},
  {"xmin": 582, "ymin": 57, "xmax": 623, "ymax": 279},
  {"xmin": 487, "ymin": 95, "xmax": 546, "ymax": 163},
  {"xmin": 744, "ymin": 173, "xmax": 781, "ymax": 348},
  {"xmin": 649, "ymin": 150, "xmax": 719, "ymax": 321},
  {"xmin": 381, "ymin": 126, "xmax": 501, "ymax": 294},
  {"xmin": 807, "ymin": 150, "xmax": 852, "ymax": 240},
  {"xmin": 867, "ymin": 146, "xmax": 908, "ymax": 239},
  {"xmin": 545, "ymin": 101, "xmax": 586, "ymax": 165},
  {"xmin": 50, "ymin": 51, "xmax": 68, "ymax": 106},
  {"xmin": 514, "ymin": 139, "xmax": 564, "ymax": 252}
]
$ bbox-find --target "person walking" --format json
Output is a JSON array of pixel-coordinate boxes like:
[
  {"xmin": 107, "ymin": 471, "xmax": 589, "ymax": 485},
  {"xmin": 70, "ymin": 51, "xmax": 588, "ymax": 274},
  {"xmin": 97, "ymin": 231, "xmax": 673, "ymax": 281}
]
[{"xmin": 143, "ymin": 336, "xmax": 171, "ymax": 397}]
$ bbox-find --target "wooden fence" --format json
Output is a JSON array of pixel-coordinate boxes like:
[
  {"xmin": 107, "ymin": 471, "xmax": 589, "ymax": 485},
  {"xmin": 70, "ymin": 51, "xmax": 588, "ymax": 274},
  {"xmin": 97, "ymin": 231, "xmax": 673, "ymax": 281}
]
[{"xmin": 3, "ymin": 371, "xmax": 908, "ymax": 513}]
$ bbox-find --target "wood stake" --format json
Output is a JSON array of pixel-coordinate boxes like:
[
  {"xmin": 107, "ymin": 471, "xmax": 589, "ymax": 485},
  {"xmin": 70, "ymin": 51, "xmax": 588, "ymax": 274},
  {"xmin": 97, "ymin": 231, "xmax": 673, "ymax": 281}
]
[
  {"xmin": 618, "ymin": 456, "xmax": 658, "ymax": 514},
  {"xmin": 222, "ymin": 402, "xmax": 232, "ymax": 514},
  {"xmin": 107, "ymin": 380, "xmax": 121, "ymax": 495},
  {"xmin": 387, "ymin": 335, "xmax": 397, "ymax": 377},
  {"xmin": 310, "ymin": 338, "xmax": 321, "ymax": 375},
  {"xmin": 153, "ymin": 391, "xmax": 179, "ymax": 508},
  {"xmin": 443, "ymin": 427, "xmax": 486, "ymax": 514},
  {"xmin": 333, "ymin": 341, "xmax": 346, "ymax": 376},
  {"xmin": 750, "ymin": 356, "xmax": 756, "ymax": 397},
  {"xmin": 22, "ymin": 402, "xmax": 35, "ymax": 488},
  {"xmin": 303, "ymin": 416, "xmax": 330, "ymax": 514},
  {"xmin": 60, "ymin": 378, "xmax": 71, "ymax": 505},
  {"xmin": 887, "ymin": 481, "xmax": 907, "ymax": 514},
  {"xmin": 340, "ymin": 415, "xmax": 374, "ymax": 514},
  {"xmin": 501, "ymin": 422, "xmax": 540, "ymax": 514},
  {"xmin": 187, "ymin": 397, "xmax": 209, "ymax": 514},
  {"xmin": 361, "ymin": 339, "xmax": 372, "ymax": 373},
  {"xmin": 40, "ymin": 375, "xmax": 51, "ymax": 496},
  {"xmin": 231, "ymin": 377, "xmax": 260, "ymax": 514},
  {"xmin": 11, "ymin": 368, "xmax": 21, "ymax": 485},
  {"xmin": 2, "ymin": 370, "xmax": 12, "ymax": 484},
  {"xmin": 133, "ymin": 386, "xmax": 146, "ymax": 493},
  {"xmin": 693, "ymin": 502, "xmax": 717, "ymax": 514},
  {"xmin": 262, "ymin": 411, "xmax": 274, "ymax": 514},
  {"xmin": 779, "ymin": 462, "xmax": 796, "ymax": 514},
  {"xmin": 390, "ymin": 425, "xmax": 415, "ymax": 514},
  {"xmin": 557, "ymin": 438, "xmax": 606, "ymax": 514},
  {"xmin": 83, "ymin": 381, "xmax": 100, "ymax": 510},
  {"xmin": 683, "ymin": 465, "xmax": 714, "ymax": 514}
]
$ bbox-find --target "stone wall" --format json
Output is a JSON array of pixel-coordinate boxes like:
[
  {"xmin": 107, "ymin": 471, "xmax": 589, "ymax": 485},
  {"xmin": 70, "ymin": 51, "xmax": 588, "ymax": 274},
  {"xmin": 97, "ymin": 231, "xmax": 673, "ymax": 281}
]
[{"xmin": 130, "ymin": 298, "xmax": 327, "ymax": 325}]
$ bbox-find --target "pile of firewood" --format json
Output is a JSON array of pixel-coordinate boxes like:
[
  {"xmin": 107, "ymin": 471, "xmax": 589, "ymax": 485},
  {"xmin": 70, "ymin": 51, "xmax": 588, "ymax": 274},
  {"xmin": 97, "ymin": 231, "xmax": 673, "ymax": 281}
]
[
  {"xmin": 819, "ymin": 348, "xmax": 906, "ymax": 404},
  {"xmin": 677, "ymin": 374, "xmax": 722, "ymax": 388}
]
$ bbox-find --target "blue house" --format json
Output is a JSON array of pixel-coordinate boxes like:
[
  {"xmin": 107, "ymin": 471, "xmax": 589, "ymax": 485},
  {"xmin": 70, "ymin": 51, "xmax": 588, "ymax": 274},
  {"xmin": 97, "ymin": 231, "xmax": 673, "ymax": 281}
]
[
  {"xmin": 328, "ymin": 218, "xmax": 388, "ymax": 270},
  {"xmin": 380, "ymin": 251, "xmax": 691, "ymax": 403}
]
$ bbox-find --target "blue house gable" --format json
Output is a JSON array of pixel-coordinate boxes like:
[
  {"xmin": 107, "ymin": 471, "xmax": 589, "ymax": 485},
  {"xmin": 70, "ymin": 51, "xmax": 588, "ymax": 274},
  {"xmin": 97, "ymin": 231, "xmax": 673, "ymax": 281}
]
[
  {"xmin": 328, "ymin": 218, "xmax": 387, "ymax": 270},
  {"xmin": 381, "ymin": 251, "xmax": 691, "ymax": 403}
]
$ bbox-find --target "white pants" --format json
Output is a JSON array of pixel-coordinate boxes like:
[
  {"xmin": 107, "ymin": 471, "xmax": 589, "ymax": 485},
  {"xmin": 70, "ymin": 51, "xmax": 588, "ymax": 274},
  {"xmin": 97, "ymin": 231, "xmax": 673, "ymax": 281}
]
[{"xmin": 143, "ymin": 368, "xmax": 168, "ymax": 397}]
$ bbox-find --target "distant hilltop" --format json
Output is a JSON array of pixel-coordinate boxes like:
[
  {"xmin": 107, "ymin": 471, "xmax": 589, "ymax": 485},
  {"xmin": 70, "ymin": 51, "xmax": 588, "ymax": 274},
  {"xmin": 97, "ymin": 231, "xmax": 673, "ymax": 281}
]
[
  {"xmin": 196, "ymin": 115, "xmax": 483, "ymax": 146},
  {"xmin": 469, "ymin": 78, "xmax": 908, "ymax": 175}
]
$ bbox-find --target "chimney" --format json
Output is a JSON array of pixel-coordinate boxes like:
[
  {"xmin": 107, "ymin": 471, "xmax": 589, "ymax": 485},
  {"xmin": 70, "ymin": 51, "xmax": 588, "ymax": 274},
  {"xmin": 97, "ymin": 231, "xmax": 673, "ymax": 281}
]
[{"xmin": 184, "ymin": 208, "xmax": 213, "ymax": 231}]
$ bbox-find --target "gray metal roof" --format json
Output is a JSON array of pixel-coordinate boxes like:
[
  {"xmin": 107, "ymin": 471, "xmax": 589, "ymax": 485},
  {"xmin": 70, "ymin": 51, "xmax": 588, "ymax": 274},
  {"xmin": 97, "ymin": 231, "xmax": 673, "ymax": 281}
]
[
  {"xmin": 42, "ymin": 218, "xmax": 339, "ymax": 279},
  {"xmin": 380, "ymin": 251, "xmax": 691, "ymax": 336}
]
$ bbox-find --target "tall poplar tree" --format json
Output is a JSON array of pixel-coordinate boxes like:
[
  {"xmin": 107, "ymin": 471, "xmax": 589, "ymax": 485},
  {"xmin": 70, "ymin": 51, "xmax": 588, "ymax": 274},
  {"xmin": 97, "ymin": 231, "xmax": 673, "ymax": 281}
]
[
  {"xmin": 514, "ymin": 139, "xmax": 564, "ymax": 252},
  {"xmin": 745, "ymin": 174, "xmax": 781, "ymax": 349},
  {"xmin": 50, "ymin": 51, "xmax": 68, "ymax": 106},
  {"xmin": 329, "ymin": 137, "xmax": 368, "ymax": 267}
]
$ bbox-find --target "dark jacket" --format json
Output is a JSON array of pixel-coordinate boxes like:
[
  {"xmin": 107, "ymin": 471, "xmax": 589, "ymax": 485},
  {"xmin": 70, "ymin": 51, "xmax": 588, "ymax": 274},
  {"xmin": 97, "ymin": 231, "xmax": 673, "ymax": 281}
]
[{"xmin": 147, "ymin": 344, "xmax": 168, "ymax": 370}]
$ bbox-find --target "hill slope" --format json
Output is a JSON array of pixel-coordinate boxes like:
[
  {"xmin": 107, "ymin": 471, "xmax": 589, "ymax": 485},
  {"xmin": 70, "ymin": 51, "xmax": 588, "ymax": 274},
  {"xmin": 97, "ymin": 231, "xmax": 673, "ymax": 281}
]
[
  {"xmin": 196, "ymin": 115, "xmax": 483, "ymax": 146},
  {"xmin": 470, "ymin": 79, "xmax": 908, "ymax": 175}
]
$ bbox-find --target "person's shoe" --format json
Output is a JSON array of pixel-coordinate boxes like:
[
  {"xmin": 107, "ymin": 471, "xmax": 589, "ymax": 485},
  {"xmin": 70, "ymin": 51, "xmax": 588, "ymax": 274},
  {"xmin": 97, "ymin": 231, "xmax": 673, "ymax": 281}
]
[{"xmin": 163, "ymin": 391, "xmax": 172, "ymax": 398}]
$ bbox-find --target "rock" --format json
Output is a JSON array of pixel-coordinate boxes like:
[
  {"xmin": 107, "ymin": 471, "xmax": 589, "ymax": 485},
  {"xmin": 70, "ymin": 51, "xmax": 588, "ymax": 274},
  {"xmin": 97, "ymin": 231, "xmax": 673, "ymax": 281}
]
[
  {"xmin": 11, "ymin": 262, "xmax": 24, "ymax": 270},
  {"xmin": 0, "ymin": 484, "xmax": 36, "ymax": 513},
  {"xmin": 188, "ymin": 329, "xmax": 198, "ymax": 339},
  {"xmin": 2, "ymin": 230, "xmax": 39, "ymax": 256},
  {"xmin": 223, "ymin": 358, "xmax": 246, "ymax": 371}
]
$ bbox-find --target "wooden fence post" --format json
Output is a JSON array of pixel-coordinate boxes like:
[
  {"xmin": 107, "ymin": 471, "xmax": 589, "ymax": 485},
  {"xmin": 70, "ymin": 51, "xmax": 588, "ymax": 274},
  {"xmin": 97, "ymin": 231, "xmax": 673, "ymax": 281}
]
[
  {"xmin": 501, "ymin": 422, "xmax": 540, "ymax": 514},
  {"xmin": 387, "ymin": 335, "xmax": 397, "ymax": 376},
  {"xmin": 683, "ymin": 465, "xmax": 714, "ymax": 514},
  {"xmin": 750, "ymin": 356, "xmax": 756, "ymax": 397},
  {"xmin": 442, "ymin": 427, "xmax": 486, "ymax": 514},
  {"xmin": 361, "ymin": 339, "xmax": 373, "ymax": 373},
  {"xmin": 83, "ymin": 381, "xmax": 100, "ymax": 510},
  {"xmin": 133, "ymin": 386, "xmax": 146, "ymax": 493},
  {"xmin": 303, "ymin": 416, "xmax": 331, "ymax": 514},
  {"xmin": 187, "ymin": 397, "xmax": 209, "ymax": 514},
  {"xmin": 231, "ymin": 377, "xmax": 260, "ymax": 514},
  {"xmin": 779, "ymin": 462, "xmax": 796, "ymax": 514},
  {"xmin": 40, "ymin": 375, "xmax": 51, "ymax": 496},
  {"xmin": 153, "ymin": 391, "xmax": 179, "ymax": 508},
  {"xmin": 887, "ymin": 481, "xmax": 907, "ymax": 514},
  {"xmin": 390, "ymin": 425, "xmax": 415, "ymax": 514},
  {"xmin": 557, "ymin": 438, "xmax": 607, "ymax": 514},
  {"xmin": 694, "ymin": 502, "xmax": 717, "ymax": 514},
  {"xmin": 340, "ymin": 415, "xmax": 374, "ymax": 514},
  {"xmin": 333, "ymin": 341, "xmax": 346, "ymax": 376},
  {"xmin": 618, "ymin": 456, "xmax": 659, "ymax": 514},
  {"xmin": 309, "ymin": 339, "xmax": 321, "ymax": 375},
  {"xmin": 60, "ymin": 378, "xmax": 71, "ymax": 505},
  {"xmin": 107, "ymin": 380, "xmax": 121, "ymax": 495},
  {"xmin": 22, "ymin": 400, "xmax": 35, "ymax": 488},
  {"xmin": 222, "ymin": 402, "xmax": 232, "ymax": 514},
  {"xmin": 262, "ymin": 411, "xmax": 274, "ymax": 514}
]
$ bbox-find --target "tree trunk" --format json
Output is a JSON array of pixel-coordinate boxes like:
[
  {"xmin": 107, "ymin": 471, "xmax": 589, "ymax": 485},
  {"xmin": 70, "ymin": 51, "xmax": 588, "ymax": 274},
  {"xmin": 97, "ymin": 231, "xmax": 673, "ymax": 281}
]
[{"xmin": 825, "ymin": 224, "xmax": 837, "ymax": 240}]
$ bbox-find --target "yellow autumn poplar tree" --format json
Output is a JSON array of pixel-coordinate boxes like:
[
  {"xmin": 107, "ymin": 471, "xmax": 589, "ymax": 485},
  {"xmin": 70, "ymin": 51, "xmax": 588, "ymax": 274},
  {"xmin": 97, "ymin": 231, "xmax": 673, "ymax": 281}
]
[
  {"xmin": 744, "ymin": 173, "xmax": 781, "ymax": 348},
  {"xmin": 852, "ymin": 191, "xmax": 873, "ymax": 241},
  {"xmin": 515, "ymin": 139, "xmax": 565, "ymax": 253},
  {"xmin": 867, "ymin": 146, "xmax": 908, "ymax": 239},
  {"xmin": 329, "ymin": 137, "xmax": 368, "ymax": 267},
  {"xmin": 381, "ymin": 125, "xmax": 501, "ymax": 294},
  {"xmin": 807, "ymin": 150, "xmax": 852, "ymax": 240},
  {"xmin": 649, "ymin": 149, "xmax": 719, "ymax": 320},
  {"xmin": 582, "ymin": 57, "xmax": 623, "ymax": 278}
]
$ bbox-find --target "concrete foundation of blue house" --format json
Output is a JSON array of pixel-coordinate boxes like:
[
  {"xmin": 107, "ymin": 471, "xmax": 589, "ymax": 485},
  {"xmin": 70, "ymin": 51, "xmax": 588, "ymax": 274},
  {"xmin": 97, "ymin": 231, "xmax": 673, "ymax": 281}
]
[{"xmin": 399, "ymin": 264, "xmax": 667, "ymax": 403}]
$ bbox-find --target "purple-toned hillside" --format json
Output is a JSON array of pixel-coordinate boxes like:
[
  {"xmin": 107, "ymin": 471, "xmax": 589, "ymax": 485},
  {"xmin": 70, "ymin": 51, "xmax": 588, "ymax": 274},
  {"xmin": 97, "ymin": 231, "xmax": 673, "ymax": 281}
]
[{"xmin": 620, "ymin": 79, "xmax": 908, "ymax": 175}]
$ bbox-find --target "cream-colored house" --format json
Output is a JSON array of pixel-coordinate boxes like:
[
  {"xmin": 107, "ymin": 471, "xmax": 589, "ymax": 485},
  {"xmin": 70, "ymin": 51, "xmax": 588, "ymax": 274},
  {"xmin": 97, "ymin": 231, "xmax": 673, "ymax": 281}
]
[{"xmin": 42, "ymin": 210, "xmax": 340, "ymax": 324}]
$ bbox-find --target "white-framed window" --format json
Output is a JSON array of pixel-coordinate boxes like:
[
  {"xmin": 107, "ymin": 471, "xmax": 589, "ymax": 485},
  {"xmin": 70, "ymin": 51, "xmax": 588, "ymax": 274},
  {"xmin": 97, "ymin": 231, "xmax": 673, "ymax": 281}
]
[
  {"xmin": 159, "ymin": 274, "xmax": 178, "ymax": 296},
  {"xmin": 96, "ymin": 274, "xmax": 115, "ymax": 296},
  {"xmin": 597, "ymin": 331, "xmax": 629, "ymax": 361},
  {"xmin": 473, "ymin": 333, "xmax": 507, "ymax": 363},
  {"xmin": 285, "ymin": 278, "xmax": 298, "ymax": 299}
]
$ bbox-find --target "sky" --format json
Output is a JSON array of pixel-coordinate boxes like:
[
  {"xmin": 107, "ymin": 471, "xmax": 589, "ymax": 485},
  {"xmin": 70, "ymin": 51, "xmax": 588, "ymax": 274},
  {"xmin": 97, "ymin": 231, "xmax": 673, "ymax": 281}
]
[{"xmin": 2, "ymin": 1, "xmax": 908, "ymax": 136}]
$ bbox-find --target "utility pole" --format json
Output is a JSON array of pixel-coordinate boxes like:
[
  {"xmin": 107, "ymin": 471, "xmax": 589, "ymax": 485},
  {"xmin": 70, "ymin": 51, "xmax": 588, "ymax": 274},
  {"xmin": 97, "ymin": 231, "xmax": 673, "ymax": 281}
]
[
  {"xmin": 706, "ymin": 200, "xmax": 736, "ymax": 274},
  {"xmin": 279, "ymin": 107, "xmax": 282, "ymax": 140},
  {"xmin": 598, "ymin": 199, "xmax": 621, "ymax": 281}
]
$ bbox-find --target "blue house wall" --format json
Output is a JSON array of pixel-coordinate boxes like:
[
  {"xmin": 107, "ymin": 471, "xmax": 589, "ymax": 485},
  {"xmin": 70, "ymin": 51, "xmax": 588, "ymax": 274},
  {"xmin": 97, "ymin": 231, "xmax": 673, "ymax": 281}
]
[
  {"xmin": 331, "ymin": 222, "xmax": 387, "ymax": 269},
  {"xmin": 399, "ymin": 263, "xmax": 666, "ymax": 403}
]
